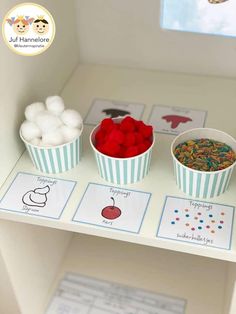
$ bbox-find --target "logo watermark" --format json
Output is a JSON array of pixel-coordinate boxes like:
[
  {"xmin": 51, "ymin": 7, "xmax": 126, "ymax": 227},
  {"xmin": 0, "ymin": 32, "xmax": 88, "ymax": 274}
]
[{"xmin": 2, "ymin": 3, "xmax": 55, "ymax": 56}]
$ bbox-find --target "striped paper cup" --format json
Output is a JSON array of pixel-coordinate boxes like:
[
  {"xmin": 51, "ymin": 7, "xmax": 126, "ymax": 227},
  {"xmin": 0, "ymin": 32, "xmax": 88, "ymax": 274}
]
[
  {"xmin": 171, "ymin": 128, "xmax": 236, "ymax": 199},
  {"xmin": 20, "ymin": 129, "xmax": 82, "ymax": 174},
  {"xmin": 90, "ymin": 118, "xmax": 155, "ymax": 185}
]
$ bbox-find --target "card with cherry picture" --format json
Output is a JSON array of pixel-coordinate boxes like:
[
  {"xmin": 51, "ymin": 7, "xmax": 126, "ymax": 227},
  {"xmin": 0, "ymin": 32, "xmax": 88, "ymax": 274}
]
[{"xmin": 72, "ymin": 183, "xmax": 151, "ymax": 233}]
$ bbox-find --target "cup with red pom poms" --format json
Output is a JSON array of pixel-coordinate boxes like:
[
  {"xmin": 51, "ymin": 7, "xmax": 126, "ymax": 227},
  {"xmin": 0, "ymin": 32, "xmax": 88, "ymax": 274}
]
[{"xmin": 90, "ymin": 116, "xmax": 155, "ymax": 185}]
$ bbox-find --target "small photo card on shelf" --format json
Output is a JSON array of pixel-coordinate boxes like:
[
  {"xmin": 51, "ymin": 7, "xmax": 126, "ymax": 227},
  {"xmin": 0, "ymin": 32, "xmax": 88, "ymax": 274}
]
[
  {"xmin": 157, "ymin": 196, "xmax": 234, "ymax": 250},
  {"xmin": 84, "ymin": 98, "xmax": 145, "ymax": 125},
  {"xmin": 148, "ymin": 104, "xmax": 207, "ymax": 135},
  {"xmin": 72, "ymin": 183, "xmax": 151, "ymax": 233},
  {"xmin": 0, "ymin": 172, "xmax": 76, "ymax": 219}
]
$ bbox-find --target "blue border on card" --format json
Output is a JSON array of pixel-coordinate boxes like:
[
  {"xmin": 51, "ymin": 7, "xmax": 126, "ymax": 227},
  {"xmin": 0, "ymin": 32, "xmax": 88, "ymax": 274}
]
[
  {"xmin": 0, "ymin": 172, "xmax": 77, "ymax": 220},
  {"xmin": 84, "ymin": 98, "xmax": 146, "ymax": 126},
  {"xmin": 156, "ymin": 195, "xmax": 235, "ymax": 251},
  {"xmin": 147, "ymin": 104, "xmax": 208, "ymax": 135},
  {"xmin": 72, "ymin": 182, "xmax": 152, "ymax": 234}
]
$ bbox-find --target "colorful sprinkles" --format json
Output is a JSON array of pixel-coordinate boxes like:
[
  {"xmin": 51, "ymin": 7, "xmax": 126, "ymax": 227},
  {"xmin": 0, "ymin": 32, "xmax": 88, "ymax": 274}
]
[
  {"xmin": 174, "ymin": 138, "xmax": 236, "ymax": 171},
  {"xmin": 171, "ymin": 208, "xmax": 226, "ymax": 235}
]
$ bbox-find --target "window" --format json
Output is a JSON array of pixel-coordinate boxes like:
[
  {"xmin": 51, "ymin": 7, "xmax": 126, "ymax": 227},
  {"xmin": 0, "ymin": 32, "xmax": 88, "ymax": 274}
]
[{"xmin": 161, "ymin": 0, "xmax": 236, "ymax": 37}]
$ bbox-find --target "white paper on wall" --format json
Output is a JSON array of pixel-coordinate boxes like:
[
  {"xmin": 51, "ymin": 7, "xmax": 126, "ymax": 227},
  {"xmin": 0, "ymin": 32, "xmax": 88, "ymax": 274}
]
[
  {"xmin": 157, "ymin": 196, "xmax": 234, "ymax": 250},
  {"xmin": 84, "ymin": 98, "xmax": 145, "ymax": 125},
  {"xmin": 0, "ymin": 172, "xmax": 76, "ymax": 219},
  {"xmin": 72, "ymin": 183, "xmax": 151, "ymax": 233},
  {"xmin": 148, "ymin": 105, "xmax": 207, "ymax": 135}
]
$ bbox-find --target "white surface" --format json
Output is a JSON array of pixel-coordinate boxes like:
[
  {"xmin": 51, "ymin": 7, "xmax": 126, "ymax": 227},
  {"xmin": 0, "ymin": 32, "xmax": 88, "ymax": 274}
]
[
  {"xmin": 72, "ymin": 183, "xmax": 151, "ymax": 233},
  {"xmin": 0, "ymin": 172, "xmax": 76, "ymax": 219},
  {"xmin": 45, "ymin": 234, "xmax": 226, "ymax": 314},
  {"xmin": 76, "ymin": 0, "xmax": 236, "ymax": 78},
  {"xmin": 0, "ymin": 220, "xmax": 72, "ymax": 314},
  {"xmin": 148, "ymin": 104, "xmax": 207, "ymax": 135},
  {"xmin": 0, "ymin": 252, "xmax": 20, "ymax": 314},
  {"xmin": 47, "ymin": 273, "xmax": 186, "ymax": 314},
  {"xmin": 157, "ymin": 196, "xmax": 234, "ymax": 250},
  {"xmin": 0, "ymin": 65, "xmax": 236, "ymax": 263},
  {"xmin": 85, "ymin": 98, "xmax": 145, "ymax": 125}
]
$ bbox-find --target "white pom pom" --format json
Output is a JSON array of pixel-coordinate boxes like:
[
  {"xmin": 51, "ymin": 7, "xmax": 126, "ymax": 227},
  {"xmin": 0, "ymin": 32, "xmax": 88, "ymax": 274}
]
[
  {"xmin": 25, "ymin": 102, "xmax": 45, "ymax": 122},
  {"xmin": 36, "ymin": 111, "xmax": 62, "ymax": 134},
  {"xmin": 60, "ymin": 125, "xmax": 81, "ymax": 143},
  {"xmin": 20, "ymin": 121, "xmax": 42, "ymax": 142},
  {"xmin": 46, "ymin": 96, "xmax": 65, "ymax": 115},
  {"xmin": 61, "ymin": 109, "xmax": 83, "ymax": 129},
  {"xmin": 30, "ymin": 138, "xmax": 41, "ymax": 146},
  {"xmin": 42, "ymin": 129, "xmax": 64, "ymax": 146}
]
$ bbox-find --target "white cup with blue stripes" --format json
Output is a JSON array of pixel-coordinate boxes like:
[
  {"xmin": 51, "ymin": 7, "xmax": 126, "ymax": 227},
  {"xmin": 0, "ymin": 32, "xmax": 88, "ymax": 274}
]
[
  {"xmin": 20, "ymin": 129, "xmax": 82, "ymax": 174},
  {"xmin": 171, "ymin": 128, "xmax": 236, "ymax": 199},
  {"xmin": 90, "ymin": 118, "xmax": 155, "ymax": 185}
]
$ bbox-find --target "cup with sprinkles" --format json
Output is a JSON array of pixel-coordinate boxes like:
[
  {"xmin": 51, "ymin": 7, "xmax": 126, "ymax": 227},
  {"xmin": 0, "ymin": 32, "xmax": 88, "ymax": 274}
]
[{"xmin": 171, "ymin": 128, "xmax": 236, "ymax": 198}]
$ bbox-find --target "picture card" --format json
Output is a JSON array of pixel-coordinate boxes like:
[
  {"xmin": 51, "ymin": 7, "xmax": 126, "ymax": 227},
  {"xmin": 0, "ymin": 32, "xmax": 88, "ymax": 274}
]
[
  {"xmin": 72, "ymin": 183, "xmax": 151, "ymax": 233},
  {"xmin": 157, "ymin": 196, "xmax": 234, "ymax": 250},
  {"xmin": 0, "ymin": 172, "xmax": 76, "ymax": 219},
  {"xmin": 148, "ymin": 104, "xmax": 207, "ymax": 135},
  {"xmin": 84, "ymin": 98, "xmax": 145, "ymax": 125},
  {"xmin": 46, "ymin": 272, "xmax": 186, "ymax": 314}
]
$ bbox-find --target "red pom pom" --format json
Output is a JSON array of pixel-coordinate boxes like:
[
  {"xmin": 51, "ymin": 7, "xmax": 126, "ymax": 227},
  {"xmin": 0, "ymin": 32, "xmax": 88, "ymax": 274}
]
[
  {"xmin": 95, "ymin": 129, "xmax": 106, "ymax": 144},
  {"xmin": 138, "ymin": 125, "xmax": 152, "ymax": 138},
  {"xmin": 138, "ymin": 139, "xmax": 152, "ymax": 154},
  {"xmin": 118, "ymin": 146, "xmax": 126, "ymax": 158},
  {"xmin": 142, "ymin": 125, "xmax": 153, "ymax": 138},
  {"xmin": 135, "ymin": 120, "xmax": 145, "ymax": 130},
  {"xmin": 144, "ymin": 139, "xmax": 152, "ymax": 149},
  {"xmin": 137, "ymin": 143, "xmax": 147, "ymax": 154},
  {"xmin": 102, "ymin": 142, "xmax": 121, "ymax": 157},
  {"xmin": 96, "ymin": 143, "xmax": 107, "ymax": 155},
  {"xmin": 120, "ymin": 116, "xmax": 135, "ymax": 132},
  {"xmin": 123, "ymin": 132, "xmax": 136, "ymax": 147},
  {"xmin": 100, "ymin": 118, "xmax": 114, "ymax": 132},
  {"xmin": 135, "ymin": 121, "xmax": 153, "ymax": 139},
  {"xmin": 134, "ymin": 132, "xmax": 143, "ymax": 144},
  {"xmin": 96, "ymin": 117, "xmax": 153, "ymax": 158},
  {"xmin": 108, "ymin": 129, "xmax": 125, "ymax": 144},
  {"xmin": 124, "ymin": 146, "xmax": 139, "ymax": 158}
]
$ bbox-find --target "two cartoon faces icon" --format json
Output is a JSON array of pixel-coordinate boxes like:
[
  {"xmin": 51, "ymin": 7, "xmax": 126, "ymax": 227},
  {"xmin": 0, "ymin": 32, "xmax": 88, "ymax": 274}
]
[{"xmin": 7, "ymin": 16, "xmax": 49, "ymax": 36}]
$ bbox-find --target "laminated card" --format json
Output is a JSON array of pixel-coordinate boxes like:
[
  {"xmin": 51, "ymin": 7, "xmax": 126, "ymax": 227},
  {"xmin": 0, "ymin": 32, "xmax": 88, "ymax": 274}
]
[
  {"xmin": 0, "ymin": 172, "xmax": 76, "ymax": 219},
  {"xmin": 46, "ymin": 273, "xmax": 186, "ymax": 314},
  {"xmin": 157, "ymin": 196, "xmax": 234, "ymax": 250},
  {"xmin": 148, "ymin": 104, "xmax": 207, "ymax": 135},
  {"xmin": 72, "ymin": 183, "xmax": 151, "ymax": 233},
  {"xmin": 84, "ymin": 98, "xmax": 145, "ymax": 125}
]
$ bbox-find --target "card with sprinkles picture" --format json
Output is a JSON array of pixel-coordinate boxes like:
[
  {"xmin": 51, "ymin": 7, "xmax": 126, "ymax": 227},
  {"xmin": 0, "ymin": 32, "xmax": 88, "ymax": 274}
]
[{"xmin": 157, "ymin": 196, "xmax": 234, "ymax": 250}]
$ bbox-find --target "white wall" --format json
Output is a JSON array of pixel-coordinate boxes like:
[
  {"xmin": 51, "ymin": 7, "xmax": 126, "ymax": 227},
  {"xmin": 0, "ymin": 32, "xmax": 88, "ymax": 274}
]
[
  {"xmin": 0, "ymin": 252, "xmax": 20, "ymax": 314},
  {"xmin": 0, "ymin": 220, "xmax": 72, "ymax": 314},
  {"xmin": 76, "ymin": 0, "xmax": 236, "ymax": 78},
  {"xmin": 0, "ymin": 0, "xmax": 79, "ymax": 187}
]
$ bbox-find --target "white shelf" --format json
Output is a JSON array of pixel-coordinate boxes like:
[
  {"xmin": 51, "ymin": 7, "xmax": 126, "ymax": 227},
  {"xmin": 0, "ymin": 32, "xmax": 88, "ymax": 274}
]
[
  {"xmin": 44, "ymin": 234, "xmax": 226, "ymax": 314},
  {"xmin": 0, "ymin": 64, "xmax": 236, "ymax": 263}
]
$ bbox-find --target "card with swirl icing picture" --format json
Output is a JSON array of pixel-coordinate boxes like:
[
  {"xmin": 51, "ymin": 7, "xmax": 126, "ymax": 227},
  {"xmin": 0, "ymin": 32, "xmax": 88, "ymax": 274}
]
[{"xmin": 0, "ymin": 172, "xmax": 76, "ymax": 219}]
